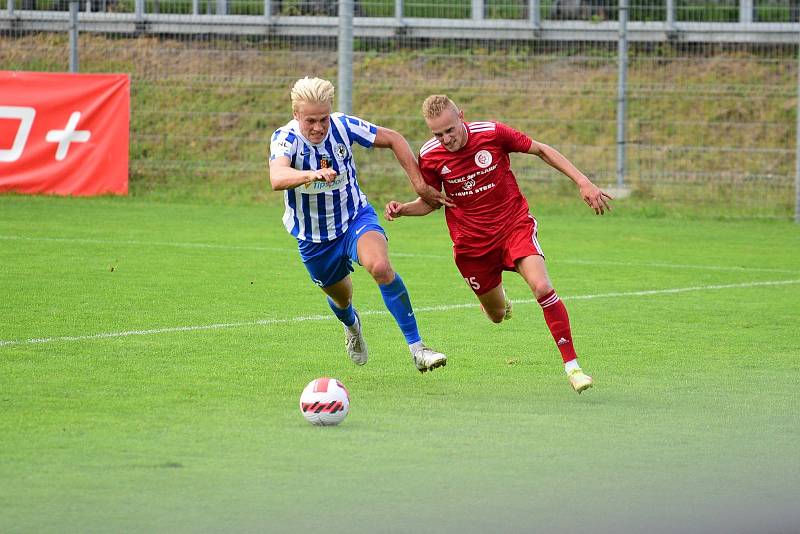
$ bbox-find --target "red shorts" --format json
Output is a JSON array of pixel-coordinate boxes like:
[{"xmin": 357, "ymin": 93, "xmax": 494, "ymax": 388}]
[{"xmin": 454, "ymin": 214, "xmax": 543, "ymax": 295}]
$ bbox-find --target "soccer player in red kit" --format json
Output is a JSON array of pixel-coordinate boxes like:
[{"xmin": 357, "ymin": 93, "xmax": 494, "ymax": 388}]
[{"xmin": 385, "ymin": 95, "xmax": 612, "ymax": 393}]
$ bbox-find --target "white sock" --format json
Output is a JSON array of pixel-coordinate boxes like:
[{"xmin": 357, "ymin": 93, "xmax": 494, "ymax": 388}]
[
  {"xmin": 409, "ymin": 341, "xmax": 424, "ymax": 354},
  {"xmin": 564, "ymin": 359, "xmax": 581, "ymax": 374},
  {"xmin": 345, "ymin": 315, "xmax": 360, "ymax": 334}
]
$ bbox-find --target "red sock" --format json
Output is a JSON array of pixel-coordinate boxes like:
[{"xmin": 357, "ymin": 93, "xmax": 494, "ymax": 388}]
[{"xmin": 537, "ymin": 289, "xmax": 578, "ymax": 364}]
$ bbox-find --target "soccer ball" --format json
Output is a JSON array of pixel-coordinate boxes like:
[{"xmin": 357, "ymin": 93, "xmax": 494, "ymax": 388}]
[{"xmin": 299, "ymin": 377, "xmax": 350, "ymax": 426}]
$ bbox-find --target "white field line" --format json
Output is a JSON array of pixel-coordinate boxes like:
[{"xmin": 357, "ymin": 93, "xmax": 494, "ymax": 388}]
[
  {"xmin": 549, "ymin": 258, "xmax": 800, "ymax": 274},
  {"xmin": 1, "ymin": 234, "xmax": 797, "ymax": 274},
  {"xmin": 0, "ymin": 235, "xmax": 291, "ymax": 254},
  {"xmin": 1, "ymin": 279, "xmax": 798, "ymax": 348}
]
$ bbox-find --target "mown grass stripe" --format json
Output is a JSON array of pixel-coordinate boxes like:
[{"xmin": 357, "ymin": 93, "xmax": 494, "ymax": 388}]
[
  {"xmin": 1, "ymin": 234, "xmax": 796, "ymax": 273},
  {"xmin": 2, "ymin": 279, "xmax": 797, "ymax": 348}
]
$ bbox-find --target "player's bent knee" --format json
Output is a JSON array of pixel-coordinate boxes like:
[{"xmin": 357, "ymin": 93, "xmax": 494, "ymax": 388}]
[
  {"xmin": 533, "ymin": 282, "xmax": 554, "ymax": 299},
  {"xmin": 367, "ymin": 261, "xmax": 394, "ymax": 284}
]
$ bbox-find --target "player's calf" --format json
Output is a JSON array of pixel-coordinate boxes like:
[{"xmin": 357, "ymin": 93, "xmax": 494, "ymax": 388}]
[{"xmin": 479, "ymin": 291, "xmax": 513, "ymax": 323}]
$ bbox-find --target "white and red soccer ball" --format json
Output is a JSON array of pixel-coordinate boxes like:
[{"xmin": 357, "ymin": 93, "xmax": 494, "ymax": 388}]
[{"xmin": 299, "ymin": 377, "xmax": 350, "ymax": 426}]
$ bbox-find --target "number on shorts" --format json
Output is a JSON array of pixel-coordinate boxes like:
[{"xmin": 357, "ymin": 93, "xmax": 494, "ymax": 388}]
[{"xmin": 464, "ymin": 276, "xmax": 481, "ymax": 290}]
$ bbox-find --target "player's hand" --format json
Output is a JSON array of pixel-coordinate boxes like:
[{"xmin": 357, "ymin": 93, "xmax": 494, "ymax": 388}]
[
  {"xmin": 417, "ymin": 185, "xmax": 454, "ymax": 209},
  {"xmin": 308, "ymin": 167, "xmax": 338, "ymax": 184},
  {"xmin": 385, "ymin": 201, "xmax": 403, "ymax": 221},
  {"xmin": 580, "ymin": 182, "xmax": 613, "ymax": 215}
]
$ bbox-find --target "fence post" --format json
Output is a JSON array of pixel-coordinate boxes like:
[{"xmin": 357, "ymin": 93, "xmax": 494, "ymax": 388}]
[
  {"xmin": 739, "ymin": 0, "xmax": 753, "ymax": 23},
  {"xmin": 7, "ymin": 0, "xmax": 13, "ymax": 16},
  {"xmin": 666, "ymin": 0, "xmax": 676, "ymax": 30},
  {"xmin": 192, "ymin": 0, "xmax": 198, "ymax": 15},
  {"xmin": 795, "ymin": 36, "xmax": 800, "ymax": 223},
  {"xmin": 134, "ymin": 0, "xmax": 144, "ymax": 21},
  {"xmin": 338, "ymin": 0, "xmax": 353, "ymax": 115},
  {"xmin": 472, "ymin": 0, "xmax": 483, "ymax": 20},
  {"xmin": 216, "ymin": 0, "xmax": 226, "ymax": 15},
  {"xmin": 529, "ymin": 0, "xmax": 540, "ymax": 29},
  {"xmin": 395, "ymin": 0, "xmax": 403, "ymax": 23},
  {"xmin": 69, "ymin": 1, "xmax": 79, "ymax": 73},
  {"xmin": 264, "ymin": 0, "xmax": 271, "ymax": 22},
  {"xmin": 616, "ymin": 0, "xmax": 628, "ymax": 190}
]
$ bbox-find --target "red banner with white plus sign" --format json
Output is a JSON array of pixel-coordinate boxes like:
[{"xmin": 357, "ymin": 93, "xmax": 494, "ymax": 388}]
[{"xmin": 0, "ymin": 71, "xmax": 129, "ymax": 196}]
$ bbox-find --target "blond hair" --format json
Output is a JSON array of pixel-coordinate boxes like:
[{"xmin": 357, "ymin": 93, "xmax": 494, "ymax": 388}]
[
  {"xmin": 291, "ymin": 76, "xmax": 335, "ymax": 111},
  {"xmin": 422, "ymin": 95, "xmax": 457, "ymax": 119}
]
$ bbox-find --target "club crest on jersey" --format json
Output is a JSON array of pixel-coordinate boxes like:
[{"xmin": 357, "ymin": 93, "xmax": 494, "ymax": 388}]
[
  {"xmin": 463, "ymin": 179, "xmax": 476, "ymax": 191},
  {"xmin": 335, "ymin": 143, "xmax": 347, "ymax": 159},
  {"xmin": 475, "ymin": 150, "xmax": 492, "ymax": 169}
]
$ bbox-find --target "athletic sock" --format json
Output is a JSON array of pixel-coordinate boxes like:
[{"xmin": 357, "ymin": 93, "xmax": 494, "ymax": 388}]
[
  {"xmin": 379, "ymin": 273, "xmax": 422, "ymax": 345},
  {"xmin": 564, "ymin": 358, "xmax": 581, "ymax": 374},
  {"xmin": 537, "ymin": 289, "xmax": 578, "ymax": 364},
  {"xmin": 327, "ymin": 297, "xmax": 357, "ymax": 329},
  {"xmin": 408, "ymin": 340, "xmax": 424, "ymax": 355}
]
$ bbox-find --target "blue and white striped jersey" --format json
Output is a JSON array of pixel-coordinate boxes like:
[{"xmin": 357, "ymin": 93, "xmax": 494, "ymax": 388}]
[{"xmin": 270, "ymin": 112, "xmax": 378, "ymax": 243}]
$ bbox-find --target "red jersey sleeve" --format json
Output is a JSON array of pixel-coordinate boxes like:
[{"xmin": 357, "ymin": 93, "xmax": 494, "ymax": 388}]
[
  {"xmin": 495, "ymin": 121, "xmax": 533, "ymax": 154},
  {"xmin": 418, "ymin": 153, "xmax": 442, "ymax": 189}
]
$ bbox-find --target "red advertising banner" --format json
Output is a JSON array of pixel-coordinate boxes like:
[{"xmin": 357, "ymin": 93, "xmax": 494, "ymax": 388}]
[{"xmin": 0, "ymin": 71, "xmax": 129, "ymax": 196}]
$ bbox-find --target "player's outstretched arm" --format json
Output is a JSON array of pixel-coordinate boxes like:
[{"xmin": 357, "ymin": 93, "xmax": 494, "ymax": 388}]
[
  {"xmin": 527, "ymin": 140, "xmax": 613, "ymax": 215},
  {"xmin": 269, "ymin": 156, "xmax": 337, "ymax": 191},
  {"xmin": 373, "ymin": 126, "xmax": 455, "ymax": 208},
  {"xmin": 385, "ymin": 198, "xmax": 435, "ymax": 221}
]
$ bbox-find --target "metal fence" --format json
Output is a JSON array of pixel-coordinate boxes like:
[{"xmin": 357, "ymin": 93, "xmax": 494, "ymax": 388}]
[{"xmin": 1, "ymin": 0, "xmax": 799, "ymax": 218}]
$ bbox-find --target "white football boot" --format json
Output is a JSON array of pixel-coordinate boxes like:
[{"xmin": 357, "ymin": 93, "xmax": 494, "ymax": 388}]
[
  {"xmin": 412, "ymin": 346, "xmax": 447, "ymax": 373},
  {"xmin": 344, "ymin": 312, "xmax": 368, "ymax": 365},
  {"xmin": 568, "ymin": 368, "xmax": 593, "ymax": 394}
]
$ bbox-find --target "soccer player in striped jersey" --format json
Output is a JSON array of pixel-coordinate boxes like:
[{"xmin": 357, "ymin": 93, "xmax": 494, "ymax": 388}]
[
  {"xmin": 269, "ymin": 77, "xmax": 449, "ymax": 373},
  {"xmin": 385, "ymin": 95, "xmax": 612, "ymax": 392}
]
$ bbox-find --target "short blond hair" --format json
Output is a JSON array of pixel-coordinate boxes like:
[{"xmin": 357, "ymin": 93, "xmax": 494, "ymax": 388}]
[
  {"xmin": 422, "ymin": 95, "xmax": 457, "ymax": 119},
  {"xmin": 291, "ymin": 76, "xmax": 335, "ymax": 111}
]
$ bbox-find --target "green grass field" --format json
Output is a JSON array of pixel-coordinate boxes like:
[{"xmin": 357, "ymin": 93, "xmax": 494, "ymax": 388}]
[{"xmin": 1, "ymin": 194, "xmax": 799, "ymax": 533}]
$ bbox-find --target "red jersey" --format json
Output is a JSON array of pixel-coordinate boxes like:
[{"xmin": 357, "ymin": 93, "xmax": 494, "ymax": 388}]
[{"xmin": 419, "ymin": 121, "xmax": 533, "ymax": 255}]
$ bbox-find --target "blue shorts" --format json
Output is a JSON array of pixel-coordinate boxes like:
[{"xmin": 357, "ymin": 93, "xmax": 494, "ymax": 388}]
[{"xmin": 297, "ymin": 205, "xmax": 387, "ymax": 288}]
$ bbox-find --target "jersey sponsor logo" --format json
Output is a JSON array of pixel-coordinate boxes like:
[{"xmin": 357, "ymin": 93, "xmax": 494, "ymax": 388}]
[
  {"xmin": 441, "ymin": 165, "xmax": 451, "ymax": 175},
  {"xmin": 463, "ymin": 179, "xmax": 476, "ymax": 191},
  {"xmin": 301, "ymin": 172, "xmax": 347, "ymax": 194},
  {"xmin": 445, "ymin": 163, "xmax": 498, "ymax": 185},
  {"xmin": 320, "ymin": 155, "xmax": 332, "ymax": 168},
  {"xmin": 475, "ymin": 149, "xmax": 492, "ymax": 169},
  {"xmin": 453, "ymin": 182, "xmax": 496, "ymax": 197}
]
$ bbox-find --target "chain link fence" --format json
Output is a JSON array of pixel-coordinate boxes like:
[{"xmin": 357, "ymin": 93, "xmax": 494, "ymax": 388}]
[{"xmin": 1, "ymin": 0, "xmax": 798, "ymax": 217}]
